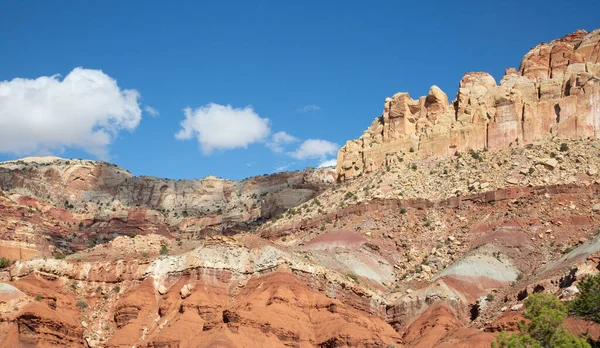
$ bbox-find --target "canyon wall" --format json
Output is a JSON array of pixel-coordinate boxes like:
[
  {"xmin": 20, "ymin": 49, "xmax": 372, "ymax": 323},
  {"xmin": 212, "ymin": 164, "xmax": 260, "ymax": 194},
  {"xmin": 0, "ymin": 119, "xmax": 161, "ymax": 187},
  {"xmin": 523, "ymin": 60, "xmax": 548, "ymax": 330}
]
[{"xmin": 337, "ymin": 29, "xmax": 600, "ymax": 180}]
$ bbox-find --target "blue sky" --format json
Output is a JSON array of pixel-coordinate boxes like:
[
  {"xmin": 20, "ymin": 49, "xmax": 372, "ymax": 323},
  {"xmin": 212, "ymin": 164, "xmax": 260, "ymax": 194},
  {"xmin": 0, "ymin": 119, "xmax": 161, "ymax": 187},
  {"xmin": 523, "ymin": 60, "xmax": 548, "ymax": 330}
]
[{"xmin": 0, "ymin": 0, "xmax": 599, "ymax": 180}]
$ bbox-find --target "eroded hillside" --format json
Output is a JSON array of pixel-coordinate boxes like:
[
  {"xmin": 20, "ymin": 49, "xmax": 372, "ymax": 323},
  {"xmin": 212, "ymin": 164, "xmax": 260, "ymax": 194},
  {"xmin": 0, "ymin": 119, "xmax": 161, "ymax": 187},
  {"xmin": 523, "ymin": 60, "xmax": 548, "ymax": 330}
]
[{"xmin": 1, "ymin": 29, "xmax": 600, "ymax": 348}]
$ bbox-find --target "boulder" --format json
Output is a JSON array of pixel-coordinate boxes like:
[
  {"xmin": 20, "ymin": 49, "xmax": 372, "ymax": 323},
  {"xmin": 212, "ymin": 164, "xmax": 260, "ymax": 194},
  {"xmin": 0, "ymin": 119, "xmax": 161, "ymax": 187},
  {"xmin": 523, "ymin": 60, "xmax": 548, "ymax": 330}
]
[{"xmin": 180, "ymin": 283, "xmax": 194, "ymax": 299}]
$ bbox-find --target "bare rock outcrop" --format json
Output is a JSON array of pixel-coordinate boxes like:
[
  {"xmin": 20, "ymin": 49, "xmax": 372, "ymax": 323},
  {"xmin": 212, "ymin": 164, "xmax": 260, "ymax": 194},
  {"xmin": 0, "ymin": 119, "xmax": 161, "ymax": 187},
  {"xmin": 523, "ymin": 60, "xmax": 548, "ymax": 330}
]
[{"xmin": 337, "ymin": 28, "xmax": 600, "ymax": 180}]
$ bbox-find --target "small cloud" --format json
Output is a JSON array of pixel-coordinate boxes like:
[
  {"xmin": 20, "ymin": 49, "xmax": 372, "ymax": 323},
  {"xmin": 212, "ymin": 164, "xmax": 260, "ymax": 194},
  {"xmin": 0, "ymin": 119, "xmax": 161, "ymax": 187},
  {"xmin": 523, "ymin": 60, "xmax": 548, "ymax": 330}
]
[
  {"xmin": 266, "ymin": 131, "xmax": 298, "ymax": 153},
  {"xmin": 288, "ymin": 139, "xmax": 339, "ymax": 160},
  {"xmin": 297, "ymin": 104, "xmax": 321, "ymax": 113},
  {"xmin": 275, "ymin": 162, "xmax": 295, "ymax": 172},
  {"xmin": 175, "ymin": 103, "xmax": 271, "ymax": 154},
  {"xmin": 318, "ymin": 158, "xmax": 337, "ymax": 168},
  {"xmin": 144, "ymin": 106, "xmax": 160, "ymax": 117}
]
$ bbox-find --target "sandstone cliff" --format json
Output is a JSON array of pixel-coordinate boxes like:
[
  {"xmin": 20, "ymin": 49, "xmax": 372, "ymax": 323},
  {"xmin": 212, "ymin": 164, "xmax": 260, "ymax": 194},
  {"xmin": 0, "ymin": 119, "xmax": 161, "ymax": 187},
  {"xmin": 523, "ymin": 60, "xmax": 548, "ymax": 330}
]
[{"xmin": 337, "ymin": 29, "xmax": 600, "ymax": 180}]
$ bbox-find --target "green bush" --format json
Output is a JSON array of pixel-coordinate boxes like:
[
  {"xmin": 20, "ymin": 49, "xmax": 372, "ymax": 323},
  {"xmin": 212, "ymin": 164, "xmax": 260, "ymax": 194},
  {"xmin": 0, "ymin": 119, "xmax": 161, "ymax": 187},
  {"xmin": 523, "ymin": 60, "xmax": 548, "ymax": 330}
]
[
  {"xmin": 492, "ymin": 293, "xmax": 590, "ymax": 348},
  {"xmin": 0, "ymin": 257, "xmax": 9, "ymax": 268},
  {"xmin": 347, "ymin": 273, "xmax": 358, "ymax": 282},
  {"xmin": 160, "ymin": 245, "xmax": 169, "ymax": 256},
  {"xmin": 76, "ymin": 300, "xmax": 88, "ymax": 309},
  {"xmin": 569, "ymin": 273, "xmax": 600, "ymax": 323},
  {"xmin": 469, "ymin": 149, "xmax": 482, "ymax": 161},
  {"xmin": 400, "ymin": 208, "xmax": 407, "ymax": 214},
  {"xmin": 560, "ymin": 143, "xmax": 569, "ymax": 152}
]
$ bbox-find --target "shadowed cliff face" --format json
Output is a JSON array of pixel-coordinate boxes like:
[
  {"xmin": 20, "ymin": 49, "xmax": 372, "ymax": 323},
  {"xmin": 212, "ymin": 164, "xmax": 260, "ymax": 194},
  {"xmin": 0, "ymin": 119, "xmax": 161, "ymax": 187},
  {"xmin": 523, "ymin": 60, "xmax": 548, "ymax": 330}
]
[{"xmin": 337, "ymin": 29, "xmax": 600, "ymax": 181}]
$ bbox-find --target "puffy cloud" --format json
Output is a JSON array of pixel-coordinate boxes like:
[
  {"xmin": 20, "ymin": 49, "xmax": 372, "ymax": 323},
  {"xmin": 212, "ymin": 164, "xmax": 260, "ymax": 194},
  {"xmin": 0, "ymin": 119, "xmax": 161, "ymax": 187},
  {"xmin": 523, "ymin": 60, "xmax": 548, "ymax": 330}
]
[
  {"xmin": 288, "ymin": 139, "xmax": 339, "ymax": 160},
  {"xmin": 297, "ymin": 104, "xmax": 321, "ymax": 112},
  {"xmin": 0, "ymin": 67, "xmax": 142, "ymax": 158},
  {"xmin": 266, "ymin": 131, "xmax": 298, "ymax": 153},
  {"xmin": 144, "ymin": 106, "xmax": 160, "ymax": 117},
  {"xmin": 175, "ymin": 103, "xmax": 271, "ymax": 154},
  {"xmin": 318, "ymin": 158, "xmax": 337, "ymax": 168}
]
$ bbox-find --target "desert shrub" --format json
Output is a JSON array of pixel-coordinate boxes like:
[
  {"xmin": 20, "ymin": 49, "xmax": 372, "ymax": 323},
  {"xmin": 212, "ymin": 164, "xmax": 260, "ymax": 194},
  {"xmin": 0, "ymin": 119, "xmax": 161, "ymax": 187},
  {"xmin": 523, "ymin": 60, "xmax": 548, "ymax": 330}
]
[
  {"xmin": 560, "ymin": 143, "xmax": 569, "ymax": 152},
  {"xmin": 492, "ymin": 293, "xmax": 590, "ymax": 348},
  {"xmin": 76, "ymin": 300, "xmax": 88, "ymax": 309},
  {"xmin": 469, "ymin": 149, "xmax": 482, "ymax": 161},
  {"xmin": 569, "ymin": 273, "xmax": 600, "ymax": 323},
  {"xmin": 160, "ymin": 245, "xmax": 169, "ymax": 255},
  {"xmin": 0, "ymin": 257, "xmax": 9, "ymax": 268}
]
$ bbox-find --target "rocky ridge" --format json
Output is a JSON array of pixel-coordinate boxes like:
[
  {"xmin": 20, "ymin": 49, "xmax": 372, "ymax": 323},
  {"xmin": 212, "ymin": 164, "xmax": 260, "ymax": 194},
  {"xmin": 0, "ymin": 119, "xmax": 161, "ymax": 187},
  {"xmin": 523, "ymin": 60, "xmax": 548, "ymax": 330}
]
[
  {"xmin": 337, "ymin": 29, "xmax": 600, "ymax": 181},
  {"xmin": 0, "ymin": 157, "xmax": 334, "ymax": 259}
]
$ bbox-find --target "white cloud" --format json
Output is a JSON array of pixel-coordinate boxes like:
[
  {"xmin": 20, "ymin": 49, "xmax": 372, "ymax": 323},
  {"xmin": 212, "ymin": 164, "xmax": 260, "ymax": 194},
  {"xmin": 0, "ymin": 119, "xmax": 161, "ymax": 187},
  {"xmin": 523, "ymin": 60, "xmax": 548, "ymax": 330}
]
[
  {"xmin": 288, "ymin": 139, "xmax": 339, "ymax": 160},
  {"xmin": 275, "ymin": 162, "xmax": 295, "ymax": 172},
  {"xmin": 266, "ymin": 131, "xmax": 298, "ymax": 152},
  {"xmin": 175, "ymin": 103, "xmax": 271, "ymax": 154},
  {"xmin": 0, "ymin": 67, "xmax": 142, "ymax": 158},
  {"xmin": 297, "ymin": 104, "xmax": 321, "ymax": 112},
  {"xmin": 144, "ymin": 106, "xmax": 160, "ymax": 117},
  {"xmin": 318, "ymin": 158, "xmax": 337, "ymax": 168}
]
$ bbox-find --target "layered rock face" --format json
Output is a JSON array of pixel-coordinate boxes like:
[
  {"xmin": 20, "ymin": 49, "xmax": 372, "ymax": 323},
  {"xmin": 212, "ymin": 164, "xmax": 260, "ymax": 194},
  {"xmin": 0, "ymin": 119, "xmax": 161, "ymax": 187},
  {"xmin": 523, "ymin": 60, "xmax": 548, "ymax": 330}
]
[
  {"xmin": 0, "ymin": 157, "xmax": 334, "ymax": 221},
  {"xmin": 0, "ymin": 157, "xmax": 334, "ymax": 259},
  {"xmin": 337, "ymin": 29, "xmax": 600, "ymax": 180}
]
